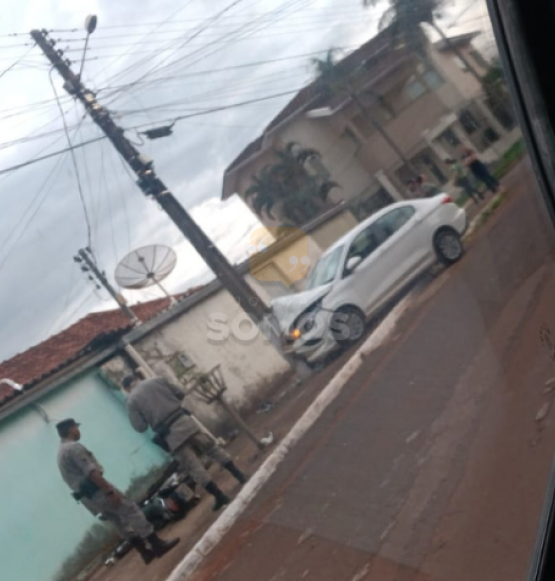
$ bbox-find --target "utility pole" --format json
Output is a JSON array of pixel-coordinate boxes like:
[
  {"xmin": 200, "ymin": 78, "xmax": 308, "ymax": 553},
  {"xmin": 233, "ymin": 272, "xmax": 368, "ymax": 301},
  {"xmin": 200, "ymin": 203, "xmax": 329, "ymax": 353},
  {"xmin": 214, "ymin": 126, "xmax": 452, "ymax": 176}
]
[
  {"xmin": 74, "ymin": 248, "xmax": 222, "ymax": 442},
  {"xmin": 32, "ymin": 28, "xmax": 269, "ymax": 325},
  {"xmin": 74, "ymin": 247, "xmax": 140, "ymax": 325}
]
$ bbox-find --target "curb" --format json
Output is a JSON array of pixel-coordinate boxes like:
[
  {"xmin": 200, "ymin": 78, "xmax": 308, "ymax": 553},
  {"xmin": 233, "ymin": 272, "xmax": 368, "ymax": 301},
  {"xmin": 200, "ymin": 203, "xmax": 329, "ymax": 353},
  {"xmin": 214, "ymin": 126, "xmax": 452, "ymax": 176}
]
[
  {"xmin": 165, "ymin": 295, "xmax": 415, "ymax": 581},
  {"xmin": 463, "ymin": 190, "xmax": 507, "ymax": 241}
]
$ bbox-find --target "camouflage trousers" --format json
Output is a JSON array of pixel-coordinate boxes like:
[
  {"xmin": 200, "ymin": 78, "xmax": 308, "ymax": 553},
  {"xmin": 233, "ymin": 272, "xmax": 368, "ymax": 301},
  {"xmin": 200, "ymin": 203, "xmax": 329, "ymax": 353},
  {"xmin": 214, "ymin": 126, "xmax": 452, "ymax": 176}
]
[
  {"xmin": 173, "ymin": 432, "xmax": 231, "ymax": 487},
  {"xmin": 83, "ymin": 493, "xmax": 153, "ymax": 540}
]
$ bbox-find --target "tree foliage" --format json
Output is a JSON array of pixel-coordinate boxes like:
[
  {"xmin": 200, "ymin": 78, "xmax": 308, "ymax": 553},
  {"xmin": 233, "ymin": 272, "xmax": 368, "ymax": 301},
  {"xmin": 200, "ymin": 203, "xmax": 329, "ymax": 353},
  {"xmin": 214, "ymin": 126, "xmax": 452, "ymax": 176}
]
[{"xmin": 245, "ymin": 142, "xmax": 339, "ymax": 226}]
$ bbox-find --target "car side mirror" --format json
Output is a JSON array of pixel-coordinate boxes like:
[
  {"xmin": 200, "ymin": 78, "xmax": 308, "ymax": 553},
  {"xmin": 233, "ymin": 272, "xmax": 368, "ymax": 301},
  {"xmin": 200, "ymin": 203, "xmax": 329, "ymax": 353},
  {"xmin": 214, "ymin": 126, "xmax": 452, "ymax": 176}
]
[{"xmin": 346, "ymin": 256, "xmax": 362, "ymax": 274}]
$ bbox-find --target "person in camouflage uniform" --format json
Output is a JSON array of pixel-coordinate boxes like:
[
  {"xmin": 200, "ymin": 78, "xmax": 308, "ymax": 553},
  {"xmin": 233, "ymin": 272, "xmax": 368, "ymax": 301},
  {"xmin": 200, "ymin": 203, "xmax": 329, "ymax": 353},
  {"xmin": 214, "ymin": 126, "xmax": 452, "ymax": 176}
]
[
  {"xmin": 56, "ymin": 418, "xmax": 179, "ymax": 564},
  {"xmin": 123, "ymin": 375, "xmax": 247, "ymax": 511}
]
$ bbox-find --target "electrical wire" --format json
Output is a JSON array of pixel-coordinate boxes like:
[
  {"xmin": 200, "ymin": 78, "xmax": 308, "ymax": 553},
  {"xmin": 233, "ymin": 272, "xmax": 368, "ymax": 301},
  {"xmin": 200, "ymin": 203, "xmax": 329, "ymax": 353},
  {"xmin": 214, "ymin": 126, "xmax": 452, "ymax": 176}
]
[
  {"xmin": 0, "ymin": 45, "xmax": 36, "ymax": 81},
  {"xmin": 0, "ymin": 86, "xmax": 303, "ymax": 177},
  {"xmin": 49, "ymin": 67, "xmax": 93, "ymax": 250},
  {"xmin": 88, "ymin": 0, "xmax": 198, "ymax": 86},
  {"xmin": 112, "ymin": 152, "xmax": 133, "ymax": 254},
  {"xmin": 0, "ymin": 136, "xmax": 105, "ymax": 177},
  {"xmin": 42, "ymin": 260, "xmax": 80, "ymax": 339},
  {"xmin": 101, "ymin": 0, "xmax": 255, "ymax": 101},
  {"xmin": 0, "ymin": 152, "xmax": 68, "ymax": 271},
  {"xmin": 111, "ymin": 0, "xmax": 315, "ymax": 99},
  {"xmin": 54, "ymin": 290, "xmax": 97, "ymax": 334},
  {"xmin": 48, "ymin": 4, "xmax": 365, "ymax": 36},
  {"xmin": 56, "ymin": 13, "xmax": 375, "ymax": 47}
]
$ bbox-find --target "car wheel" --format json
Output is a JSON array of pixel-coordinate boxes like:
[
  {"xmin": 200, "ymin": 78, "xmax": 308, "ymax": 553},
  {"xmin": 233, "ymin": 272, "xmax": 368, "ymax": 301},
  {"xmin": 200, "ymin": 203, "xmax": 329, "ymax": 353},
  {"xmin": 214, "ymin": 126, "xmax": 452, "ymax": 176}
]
[
  {"xmin": 330, "ymin": 306, "xmax": 366, "ymax": 346},
  {"xmin": 434, "ymin": 228, "xmax": 464, "ymax": 265}
]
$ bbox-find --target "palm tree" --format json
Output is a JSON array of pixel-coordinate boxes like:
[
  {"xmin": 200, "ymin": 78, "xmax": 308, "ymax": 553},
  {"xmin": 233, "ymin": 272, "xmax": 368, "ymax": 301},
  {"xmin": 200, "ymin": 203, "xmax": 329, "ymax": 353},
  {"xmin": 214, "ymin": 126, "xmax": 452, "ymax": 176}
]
[
  {"xmin": 363, "ymin": 0, "xmax": 483, "ymax": 84},
  {"xmin": 245, "ymin": 142, "xmax": 339, "ymax": 226},
  {"xmin": 312, "ymin": 50, "xmax": 418, "ymax": 175}
]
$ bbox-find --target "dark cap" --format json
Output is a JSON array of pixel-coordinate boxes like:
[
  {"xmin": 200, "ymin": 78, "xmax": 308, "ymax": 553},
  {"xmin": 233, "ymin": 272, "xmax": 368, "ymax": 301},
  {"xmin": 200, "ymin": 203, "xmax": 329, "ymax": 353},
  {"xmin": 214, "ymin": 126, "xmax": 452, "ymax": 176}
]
[{"xmin": 56, "ymin": 418, "xmax": 80, "ymax": 437}]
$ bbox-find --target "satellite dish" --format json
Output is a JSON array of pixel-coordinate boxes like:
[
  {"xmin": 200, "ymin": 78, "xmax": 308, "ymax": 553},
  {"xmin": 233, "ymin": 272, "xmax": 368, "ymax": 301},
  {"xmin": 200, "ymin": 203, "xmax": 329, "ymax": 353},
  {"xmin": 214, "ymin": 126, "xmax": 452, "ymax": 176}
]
[{"xmin": 115, "ymin": 245, "xmax": 178, "ymax": 304}]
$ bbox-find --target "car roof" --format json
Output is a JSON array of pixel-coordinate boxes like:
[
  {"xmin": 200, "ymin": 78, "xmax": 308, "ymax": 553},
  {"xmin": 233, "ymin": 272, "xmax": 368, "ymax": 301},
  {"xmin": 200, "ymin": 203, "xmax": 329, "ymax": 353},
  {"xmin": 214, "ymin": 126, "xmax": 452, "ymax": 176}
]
[{"xmin": 323, "ymin": 198, "xmax": 425, "ymax": 255}]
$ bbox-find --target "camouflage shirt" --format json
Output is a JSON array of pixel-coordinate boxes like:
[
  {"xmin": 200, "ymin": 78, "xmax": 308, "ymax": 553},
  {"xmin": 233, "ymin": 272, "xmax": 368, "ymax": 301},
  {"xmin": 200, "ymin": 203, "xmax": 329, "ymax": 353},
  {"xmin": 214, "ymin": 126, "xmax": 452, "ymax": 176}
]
[{"xmin": 57, "ymin": 439, "xmax": 103, "ymax": 492}]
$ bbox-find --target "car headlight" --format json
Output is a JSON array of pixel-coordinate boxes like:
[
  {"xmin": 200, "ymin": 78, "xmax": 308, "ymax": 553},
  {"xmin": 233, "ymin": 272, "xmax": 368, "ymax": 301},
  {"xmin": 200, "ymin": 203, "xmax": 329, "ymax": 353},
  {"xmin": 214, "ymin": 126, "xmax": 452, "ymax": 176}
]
[{"xmin": 290, "ymin": 300, "xmax": 324, "ymax": 339}]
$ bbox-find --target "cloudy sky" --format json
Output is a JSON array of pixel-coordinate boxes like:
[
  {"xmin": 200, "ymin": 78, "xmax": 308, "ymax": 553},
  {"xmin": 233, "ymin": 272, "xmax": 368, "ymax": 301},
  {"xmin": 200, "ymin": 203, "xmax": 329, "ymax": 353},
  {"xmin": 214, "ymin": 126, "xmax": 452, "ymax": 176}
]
[{"xmin": 0, "ymin": 0, "xmax": 491, "ymax": 363}]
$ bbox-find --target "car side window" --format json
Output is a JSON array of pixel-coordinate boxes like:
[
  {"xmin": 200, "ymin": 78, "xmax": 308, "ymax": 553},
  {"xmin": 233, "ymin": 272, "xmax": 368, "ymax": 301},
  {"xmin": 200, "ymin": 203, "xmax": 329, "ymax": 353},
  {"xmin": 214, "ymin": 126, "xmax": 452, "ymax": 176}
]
[
  {"xmin": 345, "ymin": 228, "xmax": 379, "ymax": 268},
  {"xmin": 372, "ymin": 206, "xmax": 415, "ymax": 244}
]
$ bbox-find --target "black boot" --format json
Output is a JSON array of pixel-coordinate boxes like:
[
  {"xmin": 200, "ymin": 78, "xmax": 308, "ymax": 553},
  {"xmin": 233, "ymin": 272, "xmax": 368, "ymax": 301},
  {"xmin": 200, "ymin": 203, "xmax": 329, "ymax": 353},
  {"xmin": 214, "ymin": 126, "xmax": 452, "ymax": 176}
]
[
  {"xmin": 224, "ymin": 461, "xmax": 247, "ymax": 484},
  {"xmin": 205, "ymin": 481, "xmax": 230, "ymax": 511},
  {"xmin": 147, "ymin": 533, "xmax": 180, "ymax": 558},
  {"xmin": 129, "ymin": 537, "xmax": 155, "ymax": 565}
]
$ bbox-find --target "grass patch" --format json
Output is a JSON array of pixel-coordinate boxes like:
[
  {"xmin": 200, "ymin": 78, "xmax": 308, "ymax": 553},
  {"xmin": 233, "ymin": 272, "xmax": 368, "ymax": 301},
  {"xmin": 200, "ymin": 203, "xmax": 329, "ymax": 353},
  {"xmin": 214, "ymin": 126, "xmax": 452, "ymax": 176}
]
[
  {"xmin": 455, "ymin": 193, "xmax": 469, "ymax": 208},
  {"xmin": 478, "ymin": 194, "xmax": 506, "ymax": 228},
  {"xmin": 493, "ymin": 138, "xmax": 526, "ymax": 178}
]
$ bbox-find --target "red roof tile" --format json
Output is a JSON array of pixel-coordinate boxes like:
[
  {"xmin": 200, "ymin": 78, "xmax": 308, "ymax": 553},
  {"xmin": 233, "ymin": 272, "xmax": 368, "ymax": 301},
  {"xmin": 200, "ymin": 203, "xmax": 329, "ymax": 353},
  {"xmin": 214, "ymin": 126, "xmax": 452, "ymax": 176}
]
[{"xmin": 0, "ymin": 286, "xmax": 204, "ymax": 403}]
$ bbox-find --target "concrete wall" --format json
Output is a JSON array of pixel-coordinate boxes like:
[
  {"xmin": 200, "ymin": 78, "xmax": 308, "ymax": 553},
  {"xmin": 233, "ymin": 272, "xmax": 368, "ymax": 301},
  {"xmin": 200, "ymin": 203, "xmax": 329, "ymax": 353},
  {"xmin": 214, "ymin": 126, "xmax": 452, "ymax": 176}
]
[
  {"xmin": 0, "ymin": 370, "xmax": 165, "ymax": 581},
  {"xmin": 309, "ymin": 210, "xmax": 358, "ymax": 252},
  {"xmin": 430, "ymin": 45, "xmax": 484, "ymax": 102},
  {"xmin": 355, "ymin": 91, "xmax": 450, "ymax": 173},
  {"xmin": 103, "ymin": 288, "xmax": 290, "ymax": 431}
]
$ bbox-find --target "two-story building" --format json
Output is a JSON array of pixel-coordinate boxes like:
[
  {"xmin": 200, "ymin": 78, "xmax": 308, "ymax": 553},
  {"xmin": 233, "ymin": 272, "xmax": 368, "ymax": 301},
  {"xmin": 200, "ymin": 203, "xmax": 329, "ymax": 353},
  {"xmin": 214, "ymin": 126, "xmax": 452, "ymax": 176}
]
[{"xmin": 222, "ymin": 28, "xmax": 520, "ymax": 224}]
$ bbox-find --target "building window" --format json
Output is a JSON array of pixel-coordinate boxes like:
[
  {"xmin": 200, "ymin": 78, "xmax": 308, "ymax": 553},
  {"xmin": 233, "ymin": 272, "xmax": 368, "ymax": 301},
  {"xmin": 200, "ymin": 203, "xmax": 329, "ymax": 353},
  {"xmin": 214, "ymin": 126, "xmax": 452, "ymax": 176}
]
[
  {"xmin": 441, "ymin": 128, "xmax": 461, "ymax": 147},
  {"xmin": 459, "ymin": 108, "xmax": 481, "ymax": 134},
  {"xmin": 423, "ymin": 69, "xmax": 443, "ymax": 90},
  {"xmin": 404, "ymin": 78, "xmax": 426, "ymax": 101}
]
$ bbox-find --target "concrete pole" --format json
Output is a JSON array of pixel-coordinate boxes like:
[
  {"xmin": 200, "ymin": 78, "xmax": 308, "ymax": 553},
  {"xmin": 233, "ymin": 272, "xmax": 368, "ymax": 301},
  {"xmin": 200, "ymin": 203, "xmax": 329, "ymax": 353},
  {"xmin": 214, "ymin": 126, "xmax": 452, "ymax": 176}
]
[{"xmin": 374, "ymin": 170, "xmax": 404, "ymax": 201}]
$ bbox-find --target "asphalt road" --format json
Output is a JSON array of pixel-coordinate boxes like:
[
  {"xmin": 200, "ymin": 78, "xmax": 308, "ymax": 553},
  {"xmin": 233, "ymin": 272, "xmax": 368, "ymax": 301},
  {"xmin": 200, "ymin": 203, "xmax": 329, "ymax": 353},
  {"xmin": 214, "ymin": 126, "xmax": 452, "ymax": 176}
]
[{"xmin": 188, "ymin": 164, "xmax": 555, "ymax": 581}]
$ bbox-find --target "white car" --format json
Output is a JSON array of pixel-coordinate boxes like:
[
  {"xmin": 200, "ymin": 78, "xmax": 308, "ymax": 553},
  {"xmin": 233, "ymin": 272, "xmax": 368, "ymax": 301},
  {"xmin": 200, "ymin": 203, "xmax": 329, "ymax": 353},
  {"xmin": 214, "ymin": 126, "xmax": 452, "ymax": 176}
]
[{"xmin": 271, "ymin": 194, "xmax": 466, "ymax": 365}]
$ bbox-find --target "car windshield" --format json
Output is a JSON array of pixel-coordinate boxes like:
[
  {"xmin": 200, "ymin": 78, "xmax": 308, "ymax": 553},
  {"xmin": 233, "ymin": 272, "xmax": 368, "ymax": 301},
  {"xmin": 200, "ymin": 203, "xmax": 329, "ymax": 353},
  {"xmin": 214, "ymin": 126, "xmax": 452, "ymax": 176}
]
[{"xmin": 306, "ymin": 245, "xmax": 344, "ymax": 289}]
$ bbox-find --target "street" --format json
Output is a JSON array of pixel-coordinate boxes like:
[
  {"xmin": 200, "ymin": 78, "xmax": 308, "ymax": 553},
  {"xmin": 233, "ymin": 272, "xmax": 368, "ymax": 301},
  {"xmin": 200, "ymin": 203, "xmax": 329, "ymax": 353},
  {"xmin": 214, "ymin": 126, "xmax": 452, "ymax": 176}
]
[{"xmin": 181, "ymin": 162, "xmax": 555, "ymax": 581}]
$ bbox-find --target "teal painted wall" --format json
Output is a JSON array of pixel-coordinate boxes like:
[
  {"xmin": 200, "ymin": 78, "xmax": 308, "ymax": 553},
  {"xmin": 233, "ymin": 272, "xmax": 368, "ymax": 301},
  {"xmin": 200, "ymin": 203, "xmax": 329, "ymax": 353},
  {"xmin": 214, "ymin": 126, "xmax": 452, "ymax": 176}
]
[{"xmin": 0, "ymin": 370, "xmax": 167, "ymax": 581}]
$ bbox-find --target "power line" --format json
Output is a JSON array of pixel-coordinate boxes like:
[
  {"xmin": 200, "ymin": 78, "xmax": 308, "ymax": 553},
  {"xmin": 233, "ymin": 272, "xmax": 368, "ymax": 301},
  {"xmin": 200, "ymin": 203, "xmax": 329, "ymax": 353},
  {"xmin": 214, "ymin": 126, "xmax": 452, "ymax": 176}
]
[
  {"xmin": 54, "ymin": 290, "xmax": 97, "ymax": 334},
  {"xmin": 119, "ymin": 0, "xmax": 317, "ymax": 96},
  {"xmin": 88, "ymin": 0, "xmax": 198, "ymax": 85},
  {"xmin": 0, "ymin": 152, "xmax": 68, "ymax": 271},
  {"xmin": 0, "ymin": 45, "xmax": 36, "ymax": 81},
  {"xmin": 49, "ymin": 4, "xmax": 364, "ymax": 31},
  {"xmin": 102, "ymin": 0, "xmax": 255, "ymax": 101},
  {"xmin": 78, "ymin": 45, "xmax": 358, "ymax": 94},
  {"xmin": 0, "ymin": 136, "xmax": 105, "ymax": 176},
  {"xmin": 49, "ymin": 67, "xmax": 93, "ymax": 250},
  {"xmin": 122, "ymin": 88, "xmax": 301, "ymax": 125},
  {"xmin": 55, "ymin": 13, "xmax": 374, "ymax": 46},
  {"xmin": 0, "ymin": 87, "xmax": 301, "ymax": 177}
]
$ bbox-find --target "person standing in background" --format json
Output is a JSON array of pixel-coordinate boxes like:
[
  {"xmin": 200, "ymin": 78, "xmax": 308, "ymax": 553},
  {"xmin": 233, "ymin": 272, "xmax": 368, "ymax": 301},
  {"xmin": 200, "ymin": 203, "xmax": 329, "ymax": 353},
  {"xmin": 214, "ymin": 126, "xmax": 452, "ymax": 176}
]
[
  {"xmin": 445, "ymin": 158, "xmax": 484, "ymax": 204},
  {"xmin": 461, "ymin": 147, "xmax": 502, "ymax": 193},
  {"xmin": 123, "ymin": 374, "xmax": 248, "ymax": 512},
  {"xmin": 56, "ymin": 418, "xmax": 180, "ymax": 565}
]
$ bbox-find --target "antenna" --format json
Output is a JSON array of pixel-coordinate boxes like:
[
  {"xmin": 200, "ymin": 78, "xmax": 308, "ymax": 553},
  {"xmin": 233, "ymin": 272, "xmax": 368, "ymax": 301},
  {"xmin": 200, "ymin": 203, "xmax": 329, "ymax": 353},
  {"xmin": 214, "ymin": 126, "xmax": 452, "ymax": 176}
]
[{"xmin": 115, "ymin": 245, "xmax": 178, "ymax": 305}]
